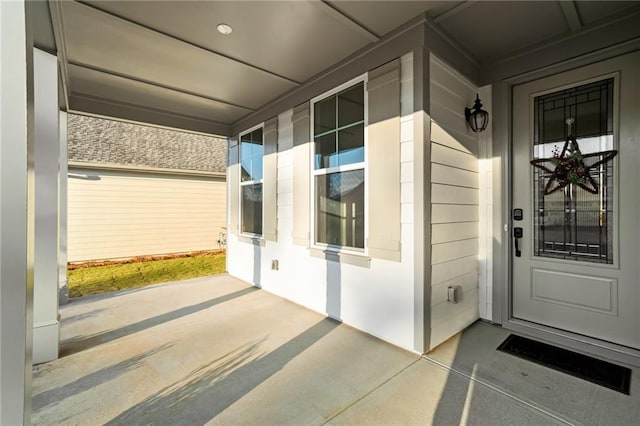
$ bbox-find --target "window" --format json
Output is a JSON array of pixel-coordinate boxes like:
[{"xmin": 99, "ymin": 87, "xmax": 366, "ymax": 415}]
[
  {"xmin": 532, "ymin": 78, "xmax": 614, "ymax": 264},
  {"xmin": 240, "ymin": 126, "xmax": 263, "ymax": 236},
  {"xmin": 312, "ymin": 81, "xmax": 365, "ymax": 249}
]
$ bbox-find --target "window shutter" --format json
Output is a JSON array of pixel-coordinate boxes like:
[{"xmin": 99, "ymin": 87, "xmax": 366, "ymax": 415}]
[
  {"xmin": 228, "ymin": 136, "xmax": 239, "ymax": 235},
  {"xmin": 263, "ymin": 117, "xmax": 278, "ymax": 241},
  {"xmin": 367, "ymin": 59, "xmax": 401, "ymax": 261},
  {"xmin": 292, "ymin": 102, "xmax": 311, "ymax": 246}
]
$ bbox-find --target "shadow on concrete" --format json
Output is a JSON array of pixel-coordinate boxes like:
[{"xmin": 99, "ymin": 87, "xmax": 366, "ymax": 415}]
[
  {"xmin": 66, "ymin": 274, "xmax": 232, "ymax": 305},
  {"xmin": 33, "ymin": 343, "xmax": 173, "ymax": 411},
  {"xmin": 61, "ymin": 308, "xmax": 105, "ymax": 324},
  {"xmin": 105, "ymin": 319, "xmax": 339, "ymax": 425},
  {"xmin": 431, "ymin": 322, "xmax": 529, "ymax": 424},
  {"xmin": 253, "ymin": 241, "xmax": 261, "ymax": 288},
  {"xmin": 432, "ymin": 326, "xmax": 479, "ymax": 425},
  {"xmin": 326, "ymin": 258, "xmax": 342, "ymax": 320},
  {"xmin": 60, "ymin": 287, "xmax": 257, "ymax": 357}
]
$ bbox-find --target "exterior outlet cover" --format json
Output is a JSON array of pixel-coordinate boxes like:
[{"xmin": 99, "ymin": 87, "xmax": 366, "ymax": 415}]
[
  {"xmin": 271, "ymin": 259, "xmax": 279, "ymax": 271},
  {"xmin": 447, "ymin": 286, "xmax": 458, "ymax": 304}
]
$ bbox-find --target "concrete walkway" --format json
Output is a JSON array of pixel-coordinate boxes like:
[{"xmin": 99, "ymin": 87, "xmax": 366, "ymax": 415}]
[{"xmin": 32, "ymin": 275, "xmax": 639, "ymax": 425}]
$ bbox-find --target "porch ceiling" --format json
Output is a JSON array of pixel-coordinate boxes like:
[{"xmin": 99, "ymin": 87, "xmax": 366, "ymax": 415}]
[{"xmin": 34, "ymin": 0, "xmax": 640, "ymax": 136}]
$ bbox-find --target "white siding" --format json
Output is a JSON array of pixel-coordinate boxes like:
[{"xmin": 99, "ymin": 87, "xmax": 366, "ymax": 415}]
[
  {"xmin": 429, "ymin": 55, "xmax": 483, "ymax": 349},
  {"xmin": 227, "ymin": 53, "xmax": 418, "ymax": 352},
  {"xmin": 68, "ymin": 168, "xmax": 226, "ymax": 261}
]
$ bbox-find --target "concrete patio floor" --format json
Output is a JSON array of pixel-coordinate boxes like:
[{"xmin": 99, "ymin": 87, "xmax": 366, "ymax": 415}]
[{"xmin": 32, "ymin": 274, "xmax": 639, "ymax": 425}]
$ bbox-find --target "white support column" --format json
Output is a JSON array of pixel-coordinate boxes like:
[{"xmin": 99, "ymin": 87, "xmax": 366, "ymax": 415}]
[
  {"xmin": 59, "ymin": 111, "xmax": 68, "ymax": 304},
  {"xmin": 1, "ymin": 0, "xmax": 34, "ymax": 423},
  {"xmin": 32, "ymin": 48, "xmax": 60, "ymax": 364}
]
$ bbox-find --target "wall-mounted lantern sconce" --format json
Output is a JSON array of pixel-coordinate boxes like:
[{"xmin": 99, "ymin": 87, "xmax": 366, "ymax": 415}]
[{"xmin": 464, "ymin": 94, "xmax": 489, "ymax": 133}]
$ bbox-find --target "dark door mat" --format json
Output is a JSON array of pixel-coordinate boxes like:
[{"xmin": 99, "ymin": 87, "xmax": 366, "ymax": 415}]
[{"xmin": 497, "ymin": 334, "xmax": 631, "ymax": 395}]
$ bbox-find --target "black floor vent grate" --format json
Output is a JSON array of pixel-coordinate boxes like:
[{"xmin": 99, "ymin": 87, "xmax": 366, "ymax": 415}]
[{"xmin": 497, "ymin": 334, "xmax": 631, "ymax": 395}]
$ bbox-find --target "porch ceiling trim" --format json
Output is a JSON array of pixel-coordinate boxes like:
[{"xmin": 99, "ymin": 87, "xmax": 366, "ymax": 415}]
[
  {"xmin": 318, "ymin": 0, "xmax": 381, "ymax": 41},
  {"xmin": 558, "ymin": 1, "xmax": 582, "ymax": 32},
  {"xmin": 69, "ymin": 93, "xmax": 232, "ymax": 136},
  {"xmin": 48, "ymin": 0, "xmax": 69, "ymax": 111},
  {"xmin": 501, "ymin": 37, "xmax": 640, "ymax": 87},
  {"xmin": 432, "ymin": 0, "xmax": 476, "ymax": 24}
]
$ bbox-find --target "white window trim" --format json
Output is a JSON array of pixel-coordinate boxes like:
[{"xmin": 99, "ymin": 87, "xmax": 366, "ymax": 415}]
[
  {"xmin": 239, "ymin": 122, "xmax": 265, "ymax": 239},
  {"xmin": 309, "ymin": 74, "xmax": 368, "ymax": 255}
]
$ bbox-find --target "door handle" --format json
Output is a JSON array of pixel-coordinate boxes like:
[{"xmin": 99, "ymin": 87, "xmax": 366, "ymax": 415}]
[{"xmin": 514, "ymin": 227, "xmax": 523, "ymax": 257}]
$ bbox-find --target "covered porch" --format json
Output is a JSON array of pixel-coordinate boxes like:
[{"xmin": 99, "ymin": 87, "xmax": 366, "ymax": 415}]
[
  {"xmin": 3, "ymin": 1, "xmax": 640, "ymax": 423},
  {"xmin": 33, "ymin": 274, "xmax": 640, "ymax": 424}
]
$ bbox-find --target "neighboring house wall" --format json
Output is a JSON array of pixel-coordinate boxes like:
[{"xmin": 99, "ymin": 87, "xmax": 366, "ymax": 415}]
[
  {"xmin": 67, "ymin": 114, "xmax": 227, "ymax": 262},
  {"xmin": 68, "ymin": 168, "xmax": 226, "ymax": 261}
]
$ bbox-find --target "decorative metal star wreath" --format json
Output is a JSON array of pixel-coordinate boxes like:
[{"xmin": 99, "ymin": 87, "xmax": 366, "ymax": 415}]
[{"xmin": 530, "ymin": 135, "xmax": 617, "ymax": 195}]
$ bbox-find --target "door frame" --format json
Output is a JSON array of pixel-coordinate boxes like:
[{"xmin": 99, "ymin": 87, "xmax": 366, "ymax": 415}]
[{"xmin": 493, "ymin": 42, "xmax": 640, "ymax": 367}]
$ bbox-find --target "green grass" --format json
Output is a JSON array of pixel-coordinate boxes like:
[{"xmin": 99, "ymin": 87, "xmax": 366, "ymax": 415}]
[{"xmin": 68, "ymin": 253, "xmax": 226, "ymax": 298}]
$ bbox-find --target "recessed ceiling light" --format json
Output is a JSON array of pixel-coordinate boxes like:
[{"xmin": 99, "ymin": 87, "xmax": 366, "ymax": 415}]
[{"xmin": 217, "ymin": 23, "xmax": 232, "ymax": 35}]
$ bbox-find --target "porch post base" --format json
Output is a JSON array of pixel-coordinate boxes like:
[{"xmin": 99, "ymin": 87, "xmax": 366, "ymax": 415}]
[{"xmin": 33, "ymin": 320, "xmax": 60, "ymax": 364}]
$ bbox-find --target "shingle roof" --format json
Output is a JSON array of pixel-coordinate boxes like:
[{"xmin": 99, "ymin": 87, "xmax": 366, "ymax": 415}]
[{"xmin": 67, "ymin": 114, "xmax": 227, "ymax": 173}]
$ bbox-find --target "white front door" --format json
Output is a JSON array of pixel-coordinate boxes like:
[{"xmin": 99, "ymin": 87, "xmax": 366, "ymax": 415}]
[{"xmin": 512, "ymin": 51, "xmax": 640, "ymax": 349}]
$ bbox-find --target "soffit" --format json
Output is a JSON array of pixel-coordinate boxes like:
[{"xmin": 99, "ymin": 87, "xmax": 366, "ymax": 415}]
[
  {"xmin": 574, "ymin": 1, "xmax": 638, "ymax": 25},
  {"xmin": 68, "ymin": 65, "xmax": 249, "ymax": 124},
  {"xmin": 75, "ymin": 0, "xmax": 375, "ymax": 83},
  {"xmin": 62, "ymin": 1, "xmax": 297, "ymax": 110},
  {"xmin": 326, "ymin": 1, "xmax": 463, "ymax": 36},
  {"xmin": 39, "ymin": 1, "xmax": 640, "ymax": 136},
  {"xmin": 438, "ymin": 1, "xmax": 569, "ymax": 62}
]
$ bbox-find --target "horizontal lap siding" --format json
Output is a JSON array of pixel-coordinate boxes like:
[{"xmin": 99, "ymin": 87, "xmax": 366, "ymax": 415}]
[
  {"xmin": 429, "ymin": 55, "xmax": 480, "ymax": 350},
  {"xmin": 68, "ymin": 168, "xmax": 226, "ymax": 261}
]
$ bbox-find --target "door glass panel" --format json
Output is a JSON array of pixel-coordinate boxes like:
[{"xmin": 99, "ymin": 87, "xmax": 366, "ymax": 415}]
[{"xmin": 532, "ymin": 78, "xmax": 614, "ymax": 263}]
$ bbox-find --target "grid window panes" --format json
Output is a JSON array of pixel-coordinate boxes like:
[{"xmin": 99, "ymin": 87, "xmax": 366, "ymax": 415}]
[
  {"xmin": 316, "ymin": 170, "xmax": 365, "ymax": 248},
  {"xmin": 240, "ymin": 128, "xmax": 263, "ymax": 235},
  {"xmin": 314, "ymin": 82, "xmax": 364, "ymax": 169},
  {"xmin": 313, "ymin": 82, "xmax": 365, "ymax": 249},
  {"xmin": 532, "ymin": 78, "xmax": 614, "ymax": 263}
]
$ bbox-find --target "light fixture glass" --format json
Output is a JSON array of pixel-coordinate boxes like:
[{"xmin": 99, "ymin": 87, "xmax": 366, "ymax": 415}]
[
  {"xmin": 216, "ymin": 23, "xmax": 232, "ymax": 35},
  {"xmin": 464, "ymin": 94, "xmax": 489, "ymax": 133}
]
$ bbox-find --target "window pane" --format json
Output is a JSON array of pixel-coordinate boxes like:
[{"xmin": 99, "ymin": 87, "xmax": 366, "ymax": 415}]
[
  {"xmin": 314, "ymin": 97, "xmax": 336, "ymax": 136},
  {"xmin": 542, "ymin": 105, "xmax": 565, "ymax": 144},
  {"xmin": 337, "ymin": 123, "xmax": 364, "ymax": 166},
  {"xmin": 240, "ymin": 128, "xmax": 263, "ymax": 182},
  {"xmin": 315, "ymin": 169, "xmax": 364, "ymax": 248},
  {"xmin": 338, "ymin": 82, "xmax": 364, "ymax": 127},
  {"xmin": 534, "ymin": 79, "xmax": 613, "ymax": 145},
  {"xmin": 240, "ymin": 142, "xmax": 253, "ymax": 181},
  {"xmin": 315, "ymin": 132, "xmax": 337, "ymax": 169},
  {"xmin": 241, "ymin": 183, "xmax": 262, "ymax": 235},
  {"xmin": 533, "ymin": 78, "xmax": 614, "ymax": 264}
]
